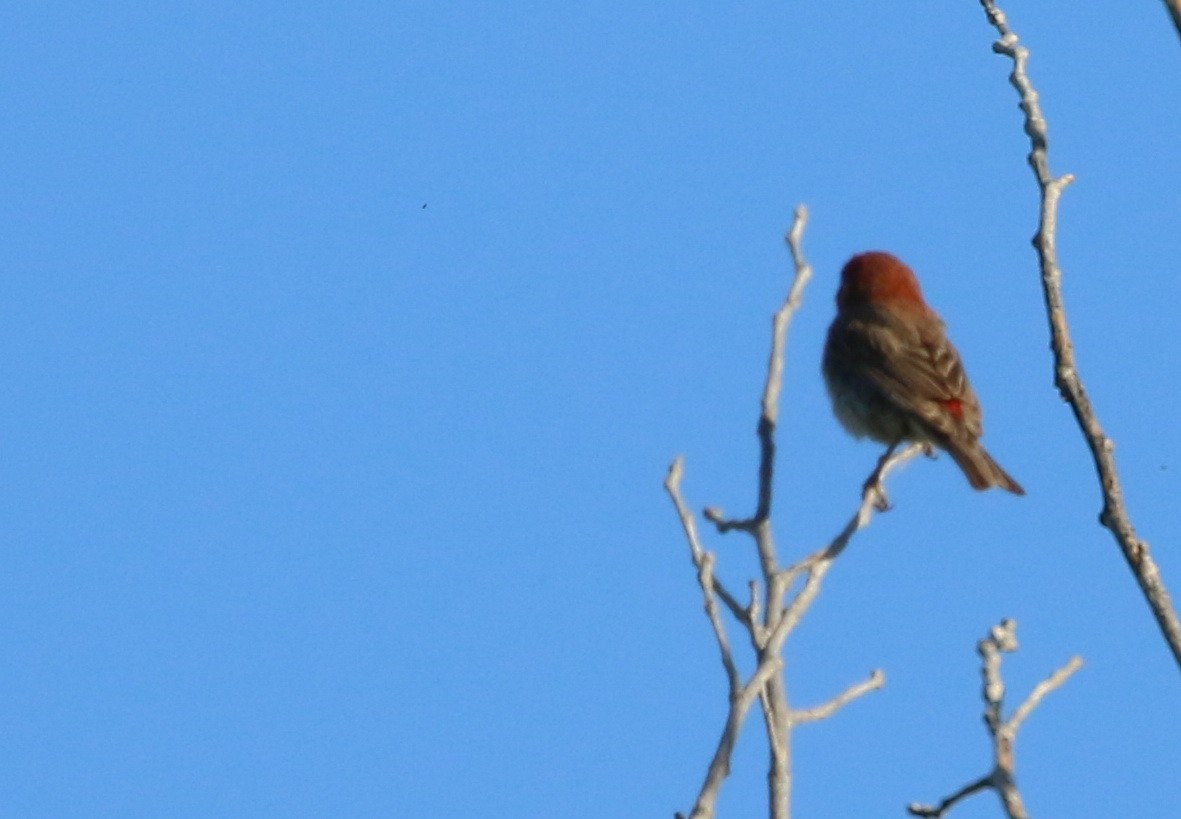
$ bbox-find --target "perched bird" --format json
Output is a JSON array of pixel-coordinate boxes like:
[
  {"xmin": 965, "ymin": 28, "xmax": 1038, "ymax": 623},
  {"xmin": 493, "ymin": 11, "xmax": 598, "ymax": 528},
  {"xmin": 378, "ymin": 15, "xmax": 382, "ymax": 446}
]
[{"xmin": 822, "ymin": 251, "xmax": 1024, "ymax": 495}]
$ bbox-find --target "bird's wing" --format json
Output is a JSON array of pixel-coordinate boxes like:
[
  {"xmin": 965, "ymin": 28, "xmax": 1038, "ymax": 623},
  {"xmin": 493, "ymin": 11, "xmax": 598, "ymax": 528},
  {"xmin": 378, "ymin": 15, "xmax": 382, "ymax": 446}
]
[{"xmin": 849, "ymin": 311, "xmax": 984, "ymax": 439}]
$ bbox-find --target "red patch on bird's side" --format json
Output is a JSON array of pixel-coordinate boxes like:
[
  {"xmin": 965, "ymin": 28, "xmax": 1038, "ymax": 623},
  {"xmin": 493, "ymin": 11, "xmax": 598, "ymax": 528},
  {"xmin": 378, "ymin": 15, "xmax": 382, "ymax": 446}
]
[{"xmin": 942, "ymin": 398, "xmax": 964, "ymax": 418}]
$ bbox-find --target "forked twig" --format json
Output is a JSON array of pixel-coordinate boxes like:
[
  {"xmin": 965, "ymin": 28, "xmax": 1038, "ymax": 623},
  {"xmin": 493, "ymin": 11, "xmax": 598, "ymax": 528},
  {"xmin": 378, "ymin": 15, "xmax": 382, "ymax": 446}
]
[
  {"xmin": 667, "ymin": 207, "xmax": 912, "ymax": 819},
  {"xmin": 908, "ymin": 619, "xmax": 1082, "ymax": 818}
]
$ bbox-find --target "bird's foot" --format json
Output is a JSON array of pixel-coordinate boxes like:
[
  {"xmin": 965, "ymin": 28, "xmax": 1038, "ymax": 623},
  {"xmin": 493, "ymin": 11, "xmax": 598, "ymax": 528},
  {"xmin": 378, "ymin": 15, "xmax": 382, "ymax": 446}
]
[{"xmin": 862, "ymin": 476, "xmax": 891, "ymax": 512}]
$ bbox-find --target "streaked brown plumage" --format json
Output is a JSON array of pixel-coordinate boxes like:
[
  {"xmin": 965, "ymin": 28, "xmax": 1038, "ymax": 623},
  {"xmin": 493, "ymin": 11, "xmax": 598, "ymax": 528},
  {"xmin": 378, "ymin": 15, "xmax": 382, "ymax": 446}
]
[{"xmin": 822, "ymin": 251, "xmax": 1024, "ymax": 495}]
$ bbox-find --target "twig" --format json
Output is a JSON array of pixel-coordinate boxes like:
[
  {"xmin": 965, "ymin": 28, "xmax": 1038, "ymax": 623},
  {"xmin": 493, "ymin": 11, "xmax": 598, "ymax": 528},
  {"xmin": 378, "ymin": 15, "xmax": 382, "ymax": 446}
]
[
  {"xmin": 978, "ymin": 0, "xmax": 1181, "ymax": 671},
  {"xmin": 1007, "ymin": 655, "xmax": 1082, "ymax": 734},
  {"xmin": 907, "ymin": 619, "xmax": 1083, "ymax": 818},
  {"xmin": 694, "ymin": 206, "xmax": 816, "ymax": 819},
  {"xmin": 908, "ymin": 776, "xmax": 992, "ymax": 819},
  {"xmin": 1165, "ymin": 0, "xmax": 1181, "ymax": 42},
  {"xmin": 770, "ymin": 444, "xmax": 921, "ymax": 650},
  {"xmin": 790, "ymin": 670, "xmax": 885, "ymax": 724},
  {"xmin": 667, "ymin": 207, "xmax": 901, "ymax": 819},
  {"xmin": 668, "ymin": 446, "xmax": 903, "ymax": 819},
  {"xmin": 666, "ymin": 458, "xmax": 741, "ymax": 698}
]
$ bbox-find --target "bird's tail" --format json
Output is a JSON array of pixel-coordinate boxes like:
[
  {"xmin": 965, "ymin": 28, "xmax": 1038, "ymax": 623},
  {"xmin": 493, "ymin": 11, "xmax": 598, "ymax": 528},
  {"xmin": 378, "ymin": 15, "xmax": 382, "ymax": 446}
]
[{"xmin": 945, "ymin": 441, "xmax": 1025, "ymax": 495}]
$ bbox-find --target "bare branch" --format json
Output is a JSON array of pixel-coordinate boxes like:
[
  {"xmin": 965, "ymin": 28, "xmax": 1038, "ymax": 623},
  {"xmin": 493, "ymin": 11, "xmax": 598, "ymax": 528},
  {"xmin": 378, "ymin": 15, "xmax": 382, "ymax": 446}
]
[
  {"xmin": 908, "ymin": 619, "xmax": 1082, "ymax": 819},
  {"xmin": 820, "ymin": 444, "xmax": 921, "ymax": 563},
  {"xmin": 978, "ymin": 0, "xmax": 1181, "ymax": 670},
  {"xmin": 711, "ymin": 576, "xmax": 751, "ymax": 628},
  {"xmin": 667, "ymin": 207, "xmax": 903, "ymax": 819},
  {"xmin": 907, "ymin": 775, "xmax": 992, "ymax": 818},
  {"xmin": 679, "ymin": 646, "xmax": 788, "ymax": 819},
  {"xmin": 979, "ymin": 618, "xmax": 1018, "ymax": 736},
  {"xmin": 665, "ymin": 205, "xmax": 813, "ymax": 819},
  {"xmin": 1007, "ymin": 655, "xmax": 1083, "ymax": 735},
  {"xmin": 791, "ymin": 670, "xmax": 886, "ymax": 724},
  {"xmin": 1165, "ymin": 0, "xmax": 1181, "ymax": 42},
  {"xmin": 667, "ymin": 456, "xmax": 774, "ymax": 819},
  {"xmin": 747, "ymin": 581, "xmax": 767, "ymax": 648},
  {"xmin": 755, "ymin": 206, "xmax": 814, "ymax": 521},
  {"xmin": 665, "ymin": 458, "xmax": 741, "ymax": 696}
]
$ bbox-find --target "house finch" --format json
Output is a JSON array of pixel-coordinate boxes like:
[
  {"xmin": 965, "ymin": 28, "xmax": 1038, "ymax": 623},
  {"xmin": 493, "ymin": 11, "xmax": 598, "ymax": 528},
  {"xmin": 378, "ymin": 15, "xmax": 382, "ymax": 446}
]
[{"xmin": 822, "ymin": 251, "xmax": 1024, "ymax": 495}]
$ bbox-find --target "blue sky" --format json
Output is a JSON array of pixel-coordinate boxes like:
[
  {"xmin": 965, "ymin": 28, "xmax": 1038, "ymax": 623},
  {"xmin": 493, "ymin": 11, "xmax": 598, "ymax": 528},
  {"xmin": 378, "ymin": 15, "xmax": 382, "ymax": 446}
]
[{"xmin": 1, "ymin": 2, "xmax": 1179, "ymax": 816}]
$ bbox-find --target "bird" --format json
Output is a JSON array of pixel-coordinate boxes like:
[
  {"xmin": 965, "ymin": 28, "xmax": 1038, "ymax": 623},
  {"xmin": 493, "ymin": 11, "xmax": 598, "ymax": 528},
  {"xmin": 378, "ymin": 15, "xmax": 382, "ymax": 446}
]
[{"xmin": 822, "ymin": 251, "xmax": 1024, "ymax": 495}]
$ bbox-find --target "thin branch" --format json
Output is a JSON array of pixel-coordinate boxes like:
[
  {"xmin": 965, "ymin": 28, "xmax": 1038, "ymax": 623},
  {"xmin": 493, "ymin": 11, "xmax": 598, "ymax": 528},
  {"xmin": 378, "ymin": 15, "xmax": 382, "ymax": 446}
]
[
  {"xmin": 907, "ymin": 619, "xmax": 1082, "ymax": 819},
  {"xmin": 756, "ymin": 207, "xmax": 815, "ymax": 819},
  {"xmin": 666, "ymin": 456, "xmax": 762, "ymax": 819},
  {"xmin": 790, "ymin": 670, "xmax": 885, "ymax": 724},
  {"xmin": 683, "ymin": 443, "xmax": 914, "ymax": 819},
  {"xmin": 667, "ymin": 207, "xmax": 900, "ymax": 819},
  {"xmin": 677, "ymin": 643, "xmax": 787, "ymax": 819},
  {"xmin": 703, "ymin": 206, "xmax": 812, "ymax": 544},
  {"xmin": 1007, "ymin": 655, "xmax": 1084, "ymax": 734},
  {"xmin": 979, "ymin": 0, "xmax": 1181, "ymax": 671},
  {"xmin": 977, "ymin": 621, "xmax": 1028, "ymax": 819},
  {"xmin": 747, "ymin": 581, "xmax": 768, "ymax": 648},
  {"xmin": 1165, "ymin": 0, "xmax": 1181, "ymax": 42},
  {"xmin": 666, "ymin": 458, "xmax": 742, "ymax": 696},
  {"xmin": 687, "ymin": 206, "xmax": 816, "ymax": 819},
  {"xmin": 711, "ymin": 576, "xmax": 751, "ymax": 628},
  {"xmin": 755, "ymin": 206, "xmax": 814, "ymax": 525},
  {"xmin": 907, "ymin": 775, "xmax": 992, "ymax": 819},
  {"xmin": 762, "ymin": 444, "xmax": 921, "ymax": 654}
]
